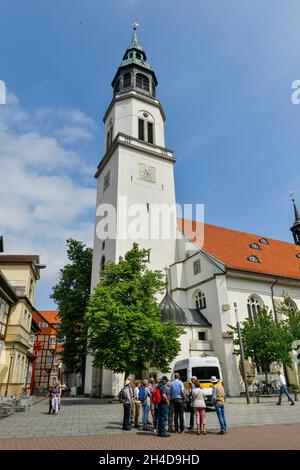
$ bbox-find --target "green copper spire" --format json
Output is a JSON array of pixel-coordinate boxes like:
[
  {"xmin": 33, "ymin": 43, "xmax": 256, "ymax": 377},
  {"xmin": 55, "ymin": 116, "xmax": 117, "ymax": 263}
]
[
  {"xmin": 111, "ymin": 23, "xmax": 158, "ymax": 98},
  {"xmin": 130, "ymin": 21, "xmax": 139, "ymax": 48}
]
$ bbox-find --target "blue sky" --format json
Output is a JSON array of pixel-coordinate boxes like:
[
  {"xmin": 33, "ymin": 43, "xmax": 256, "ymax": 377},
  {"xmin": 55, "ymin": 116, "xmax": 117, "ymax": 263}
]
[{"xmin": 1, "ymin": 0, "xmax": 300, "ymax": 309}]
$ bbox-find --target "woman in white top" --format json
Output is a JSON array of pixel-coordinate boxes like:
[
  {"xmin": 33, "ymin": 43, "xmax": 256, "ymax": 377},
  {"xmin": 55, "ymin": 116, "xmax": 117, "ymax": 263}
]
[{"xmin": 192, "ymin": 382, "xmax": 206, "ymax": 435}]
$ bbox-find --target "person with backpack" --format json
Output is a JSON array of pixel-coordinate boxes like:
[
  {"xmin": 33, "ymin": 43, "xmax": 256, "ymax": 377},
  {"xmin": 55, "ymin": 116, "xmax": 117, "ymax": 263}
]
[
  {"xmin": 152, "ymin": 379, "xmax": 161, "ymax": 433},
  {"xmin": 187, "ymin": 376, "xmax": 197, "ymax": 430},
  {"xmin": 140, "ymin": 379, "xmax": 151, "ymax": 431},
  {"xmin": 156, "ymin": 376, "xmax": 170, "ymax": 437},
  {"xmin": 120, "ymin": 378, "xmax": 133, "ymax": 431}
]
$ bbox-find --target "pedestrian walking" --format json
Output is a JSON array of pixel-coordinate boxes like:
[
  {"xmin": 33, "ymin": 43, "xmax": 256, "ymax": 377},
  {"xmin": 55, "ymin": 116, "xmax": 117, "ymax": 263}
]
[
  {"xmin": 133, "ymin": 380, "xmax": 141, "ymax": 428},
  {"xmin": 54, "ymin": 381, "xmax": 62, "ymax": 410},
  {"xmin": 187, "ymin": 376, "xmax": 197, "ymax": 430},
  {"xmin": 192, "ymin": 382, "xmax": 206, "ymax": 435},
  {"xmin": 140, "ymin": 379, "xmax": 151, "ymax": 431},
  {"xmin": 211, "ymin": 376, "xmax": 227, "ymax": 434},
  {"xmin": 170, "ymin": 372, "xmax": 185, "ymax": 433},
  {"xmin": 276, "ymin": 370, "xmax": 295, "ymax": 406},
  {"xmin": 157, "ymin": 376, "xmax": 170, "ymax": 437},
  {"xmin": 52, "ymin": 392, "xmax": 60, "ymax": 415},
  {"xmin": 47, "ymin": 384, "xmax": 55, "ymax": 414},
  {"xmin": 121, "ymin": 378, "xmax": 133, "ymax": 431}
]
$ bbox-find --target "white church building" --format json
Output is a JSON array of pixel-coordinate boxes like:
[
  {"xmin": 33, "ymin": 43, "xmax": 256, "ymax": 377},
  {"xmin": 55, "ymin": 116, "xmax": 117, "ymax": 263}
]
[{"xmin": 84, "ymin": 27, "xmax": 300, "ymax": 397}]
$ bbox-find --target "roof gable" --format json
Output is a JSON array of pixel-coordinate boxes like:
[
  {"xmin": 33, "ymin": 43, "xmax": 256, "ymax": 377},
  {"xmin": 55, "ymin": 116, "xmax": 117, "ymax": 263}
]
[{"xmin": 178, "ymin": 218, "xmax": 300, "ymax": 281}]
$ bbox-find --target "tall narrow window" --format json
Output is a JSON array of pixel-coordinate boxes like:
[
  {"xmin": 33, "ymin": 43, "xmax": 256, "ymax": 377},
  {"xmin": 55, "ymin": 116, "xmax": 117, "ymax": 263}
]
[
  {"xmin": 106, "ymin": 127, "xmax": 113, "ymax": 151},
  {"xmin": 138, "ymin": 119, "xmax": 145, "ymax": 141},
  {"xmin": 147, "ymin": 122, "xmax": 154, "ymax": 144},
  {"xmin": 100, "ymin": 255, "xmax": 106, "ymax": 272},
  {"xmin": 195, "ymin": 290, "xmax": 207, "ymax": 310},
  {"xmin": 123, "ymin": 73, "xmax": 131, "ymax": 88},
  {"xmin": 247, "ymin": 295, "xmax": 263, "ymax": 321}
]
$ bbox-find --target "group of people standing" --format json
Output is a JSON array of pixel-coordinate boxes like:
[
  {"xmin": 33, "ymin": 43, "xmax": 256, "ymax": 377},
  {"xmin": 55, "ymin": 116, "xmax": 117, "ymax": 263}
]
[{"xmin": 121, "ymin": 372, "xmax": 227, "ymax": 437}]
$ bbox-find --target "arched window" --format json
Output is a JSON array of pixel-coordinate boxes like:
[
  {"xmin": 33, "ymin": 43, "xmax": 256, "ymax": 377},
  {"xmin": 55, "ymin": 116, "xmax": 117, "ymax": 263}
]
[
  {"xmin": 247, "ymin": 295, "xmax": 263, "ymax": 321},
  {"xmin": 195, "ymin": 290, "xmax": 207, "ymax": 310},
  {"xmin": 100, "ymin": 255, "xmax": 106, "ymax": 272},
  {"xmin": 123, "ymin": 73, "xmax": 131, "ymax": 88},
  {"xmin": 136, "ymin": 73, "xmax": 150, "ymax": 92}
]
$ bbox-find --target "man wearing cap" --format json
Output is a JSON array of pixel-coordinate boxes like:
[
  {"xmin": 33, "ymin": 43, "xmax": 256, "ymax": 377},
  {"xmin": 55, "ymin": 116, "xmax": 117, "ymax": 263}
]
[
  {"xmin": 187, "ymin": 376, "xmax": 197, "ymax": 431},
  {"xmin": 211, "ymin": 376, "xmax": 227, "ymax": 434},
  {"xmin": 122, "ymin": 378, "xmax": 133, "ymax": 431},
  {"xmin": 157, "ymin": 376, "xmax": 170, "ymax": 437}
]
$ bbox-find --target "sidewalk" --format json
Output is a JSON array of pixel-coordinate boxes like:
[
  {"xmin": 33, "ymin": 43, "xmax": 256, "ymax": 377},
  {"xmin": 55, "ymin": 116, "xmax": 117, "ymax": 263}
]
[
  {"xmin": 0, "ymin": 424, "xmax": 299, "ymax": 450},
  {"xmin": 0, "ymin": 396, "xmax": 299, "ymax": 440}
]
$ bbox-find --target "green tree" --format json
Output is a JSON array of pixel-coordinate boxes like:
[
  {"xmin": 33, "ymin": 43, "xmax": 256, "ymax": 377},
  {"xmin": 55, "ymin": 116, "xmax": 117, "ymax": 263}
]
[
  {"xmin": 278, "ymin": 294, "xmax": 300, "ymax": 342},
  {"xmin": 51, "ymin": 239, "xmax": 93, "ymax": 382},
  {"xmin": 85, "ymin": 243, "xmax": 184, "ymax": 377},
  {"xmin": 229, "ymin": 307, "xmax": 293, "ymax": 382}
]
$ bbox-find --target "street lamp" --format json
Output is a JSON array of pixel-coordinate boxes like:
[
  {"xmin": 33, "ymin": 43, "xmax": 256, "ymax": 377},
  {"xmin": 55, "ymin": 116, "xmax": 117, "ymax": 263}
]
[
  {"xmin": 58, "ymin": 361, "xmax": 62, "ymax": 381},
  {"xmin": 234, "ymin": 303, "xmax": 251, "ymax": 404},
  {"xmin": 5, "ymin": 344, "xmax": 15, "ymax": 397}
]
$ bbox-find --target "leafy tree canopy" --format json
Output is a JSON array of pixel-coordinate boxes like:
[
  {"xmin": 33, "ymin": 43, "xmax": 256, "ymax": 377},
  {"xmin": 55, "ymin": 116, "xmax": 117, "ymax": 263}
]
[
  {"xmin": 85, "ymin": 243, "xmax": 184, "ymax": 376},
  {"xmin": 229, "ymin": 306, "xmax": 293, "ymax": 374},
  {"xmin": 278, "ymin": 294, "xmax": 300, "ymax": 342},
  {"xmin": 51, "ymin": 238, "xmax": 92, "ymax": 376}
]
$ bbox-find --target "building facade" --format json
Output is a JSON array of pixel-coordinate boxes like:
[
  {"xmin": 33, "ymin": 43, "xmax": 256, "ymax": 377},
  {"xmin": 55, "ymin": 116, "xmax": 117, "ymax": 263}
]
[
  {"xmin": 32, "ymin": 310, "xmax": 63, "ymax": 394},
  {"xmin": 85, "ymin": 28, "xmax": 300, "ymax": 397},
  {"xmin": 0, "ymin": 255, "xmax": 45, "ymax": 396}
]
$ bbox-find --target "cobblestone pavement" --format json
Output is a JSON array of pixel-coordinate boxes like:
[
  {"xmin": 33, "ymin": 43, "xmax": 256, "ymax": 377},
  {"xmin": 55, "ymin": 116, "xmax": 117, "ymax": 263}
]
[
  {"xmin": 0, "ymin": 396, "xmax": 299, "ymax": 441},
  {"xmin": 0, "ymin": 424, "xmax": 299, "ymax": 450}
]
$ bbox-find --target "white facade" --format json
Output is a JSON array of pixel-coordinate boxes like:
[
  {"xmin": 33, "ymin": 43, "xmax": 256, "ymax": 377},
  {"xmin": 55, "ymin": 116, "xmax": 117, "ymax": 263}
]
[
  {"xmin": 169, "ymin": 241, "xmax": 300, "ymax": 395},
  {"xmin": 85, "ymin": 34, "xmax": 300, "ymax": 397},
  {"xmin": 85, "ymin": 88, "xmax": 177, "ymax": 395}
]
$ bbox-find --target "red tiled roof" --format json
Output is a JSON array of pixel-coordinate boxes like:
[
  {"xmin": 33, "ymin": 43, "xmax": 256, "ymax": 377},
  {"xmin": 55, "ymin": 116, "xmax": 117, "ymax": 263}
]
[
  {"xmin": 32, "ymin": 310, "xmax": 59, "ymax": 335},
  {"xmin": 178, "ymin": 218, "xmax": 300, "ymax": 281},
  {"xmin": 39, "ymin": 310, "xmax": 60, "ymax": 325}
]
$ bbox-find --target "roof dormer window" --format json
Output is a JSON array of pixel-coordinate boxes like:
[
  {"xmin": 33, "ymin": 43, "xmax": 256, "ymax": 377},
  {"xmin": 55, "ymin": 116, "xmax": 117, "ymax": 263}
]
[
  {"xmin": 296, "ymin": 253, "xmax": 300, "ymax": 258},
  {"xmin": 259, "ymin": 238, "xmax": 269, "ymax": 245},
  {"xmin": 250, "ymin": 243, "xmax": 260, "ymax": 250},
  {"xmin": 247, "ymin": 256, "xmax": 260, "ymax": 263}
]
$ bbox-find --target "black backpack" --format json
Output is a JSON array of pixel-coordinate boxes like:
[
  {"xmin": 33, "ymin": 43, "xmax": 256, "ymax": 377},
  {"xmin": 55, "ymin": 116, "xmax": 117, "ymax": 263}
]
[{"xmin": 118, "ymin": 387, "xmax": 127, "ymax": 404}]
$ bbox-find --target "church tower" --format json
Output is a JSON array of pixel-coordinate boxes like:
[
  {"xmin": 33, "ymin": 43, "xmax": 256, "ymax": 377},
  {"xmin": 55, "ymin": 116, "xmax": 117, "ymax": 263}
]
[
  {"xmin": 85, "ymin": 25, "xmax": 177, "ymax": 396},
  {"xmin": 290, "ymin": 192, "xmax": 300, "ymax": 245}
]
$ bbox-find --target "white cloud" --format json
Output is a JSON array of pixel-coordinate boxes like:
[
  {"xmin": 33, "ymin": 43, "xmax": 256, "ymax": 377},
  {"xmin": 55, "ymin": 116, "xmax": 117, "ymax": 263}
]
[{"xmin": 0, "ymin": 92, "xmax": 97, "ymax": 307}]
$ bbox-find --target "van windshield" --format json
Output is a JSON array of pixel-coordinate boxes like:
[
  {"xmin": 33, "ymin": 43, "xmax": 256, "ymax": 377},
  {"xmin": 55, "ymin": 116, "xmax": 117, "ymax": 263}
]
[{"xmin": 191, "ymin": 367, "xmax": 220, "ymax": 381}]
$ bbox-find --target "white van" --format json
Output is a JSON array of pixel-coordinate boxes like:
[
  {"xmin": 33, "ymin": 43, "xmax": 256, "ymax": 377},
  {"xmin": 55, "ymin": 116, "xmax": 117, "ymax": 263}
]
[{"xmin": 173, "ymin": 356, "xmax": 223, "ymax": 406}]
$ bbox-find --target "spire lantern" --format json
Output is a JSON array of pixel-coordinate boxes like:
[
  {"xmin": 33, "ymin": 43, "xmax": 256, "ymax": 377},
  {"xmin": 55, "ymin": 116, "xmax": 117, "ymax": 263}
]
[
  {"xmin": 290, "ymin": 191, "xmax": 300, "ymax": 245},
  {"xmin": 111, "ymin": 23, "xmax": 158, "ymax": 98}
]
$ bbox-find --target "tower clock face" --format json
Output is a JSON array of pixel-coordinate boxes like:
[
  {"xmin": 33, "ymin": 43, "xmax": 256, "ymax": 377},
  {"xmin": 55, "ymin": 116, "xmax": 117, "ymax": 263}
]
[{"xmin": 139, "ymin": 163, "xmax": 156, "ymax": 183}]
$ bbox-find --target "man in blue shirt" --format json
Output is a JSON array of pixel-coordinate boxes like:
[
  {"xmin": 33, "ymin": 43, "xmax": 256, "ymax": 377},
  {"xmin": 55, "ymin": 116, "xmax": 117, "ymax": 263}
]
[{"xmin": 170, "ymin": 372, "xmax": 185, "ymax": 433}]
